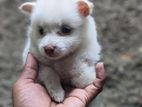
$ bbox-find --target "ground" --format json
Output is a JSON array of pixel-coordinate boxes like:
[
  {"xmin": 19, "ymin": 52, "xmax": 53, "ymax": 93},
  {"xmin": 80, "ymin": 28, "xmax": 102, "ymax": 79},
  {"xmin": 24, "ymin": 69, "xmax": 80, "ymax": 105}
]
[{"xmin": 0, "ymin": 0, "xmax": 142, "ymax": 107}]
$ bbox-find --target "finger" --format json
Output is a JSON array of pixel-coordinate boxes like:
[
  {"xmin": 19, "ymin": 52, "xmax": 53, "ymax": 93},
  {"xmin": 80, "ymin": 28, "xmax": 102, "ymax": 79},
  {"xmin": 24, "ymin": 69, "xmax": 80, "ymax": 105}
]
[
  {"xmin": 96, "ymin": 62, "xmax": 105, "ymax": 80},
  {"xmin": 19, "ymin": 53, "xmax": 38, "ymax": 82},
  {"xmin": 94, "ymin": 62, "xmax": 106, "ymax": 88},
  {"xmin": 84, "ymin": 62, "xmax": 106, "ymax": 102},
  {"xmin": 65, "ymin": 63, "xmax": 106, "ymax": 106}
]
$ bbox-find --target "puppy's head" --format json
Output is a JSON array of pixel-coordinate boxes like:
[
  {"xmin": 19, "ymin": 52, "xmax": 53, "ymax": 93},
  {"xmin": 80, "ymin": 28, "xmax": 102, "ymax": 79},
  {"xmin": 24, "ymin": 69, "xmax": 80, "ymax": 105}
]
[{"xmin": 20, "ymin": 0, "xmax": 94, "ymax": 60}]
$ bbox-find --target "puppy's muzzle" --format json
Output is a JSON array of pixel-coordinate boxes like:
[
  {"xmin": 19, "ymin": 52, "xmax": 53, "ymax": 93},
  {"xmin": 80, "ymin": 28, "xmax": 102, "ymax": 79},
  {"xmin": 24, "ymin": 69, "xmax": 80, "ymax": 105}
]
[{"xmin": 44, "ymin": 45, "xmax": 57, "ymax": 57}]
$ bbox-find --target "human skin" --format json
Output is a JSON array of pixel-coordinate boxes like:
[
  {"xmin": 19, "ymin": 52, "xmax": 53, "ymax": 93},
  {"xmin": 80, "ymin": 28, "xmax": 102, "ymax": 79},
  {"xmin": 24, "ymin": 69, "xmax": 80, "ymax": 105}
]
[{"xmin": 12, "ymin": 53, "xmax": 106, "ymax": 107}]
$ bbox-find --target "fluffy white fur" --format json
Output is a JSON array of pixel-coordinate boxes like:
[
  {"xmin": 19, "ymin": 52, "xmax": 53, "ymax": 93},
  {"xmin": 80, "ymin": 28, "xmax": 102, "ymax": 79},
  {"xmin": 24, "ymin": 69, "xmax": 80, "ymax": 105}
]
[{"xmin": 20, "ymin": 0, "xmax": 101, "ymax": 102}]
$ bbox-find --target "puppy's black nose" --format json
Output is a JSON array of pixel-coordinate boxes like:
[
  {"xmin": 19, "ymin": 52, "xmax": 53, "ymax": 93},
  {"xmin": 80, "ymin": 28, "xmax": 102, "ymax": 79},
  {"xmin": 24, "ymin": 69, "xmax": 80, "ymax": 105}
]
[{"xmin": 44, "ymin": 45, "xmax": 56, "ymax": 56}]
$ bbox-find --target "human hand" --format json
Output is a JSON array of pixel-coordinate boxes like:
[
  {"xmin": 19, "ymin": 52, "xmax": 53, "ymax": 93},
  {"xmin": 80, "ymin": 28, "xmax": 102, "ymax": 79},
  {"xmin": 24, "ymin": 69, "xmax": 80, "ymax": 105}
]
[{"xmin": 12, "ymin": 53, "xmax": 105, "ymax": 107}]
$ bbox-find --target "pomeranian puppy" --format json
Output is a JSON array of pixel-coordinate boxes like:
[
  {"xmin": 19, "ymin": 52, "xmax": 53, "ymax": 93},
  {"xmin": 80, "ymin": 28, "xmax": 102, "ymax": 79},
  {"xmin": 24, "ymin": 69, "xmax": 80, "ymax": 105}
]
[{"xmin": 19, "ymin": 0, "xmax": 101, "ymax": 102}]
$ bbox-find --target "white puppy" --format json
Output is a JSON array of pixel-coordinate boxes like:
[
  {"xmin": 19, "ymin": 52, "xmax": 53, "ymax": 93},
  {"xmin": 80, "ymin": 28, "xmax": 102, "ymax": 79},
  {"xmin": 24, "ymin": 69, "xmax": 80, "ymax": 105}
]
[{"xmin": 20, "ymin": 0, "xmax": 101, "ymax": 102}]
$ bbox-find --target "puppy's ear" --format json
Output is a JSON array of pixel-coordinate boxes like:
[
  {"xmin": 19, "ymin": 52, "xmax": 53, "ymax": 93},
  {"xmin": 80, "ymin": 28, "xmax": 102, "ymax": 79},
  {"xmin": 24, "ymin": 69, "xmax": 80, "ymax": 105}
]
[
  {"xmin": 77, "ymin": 0, "xmax": 94, "ymax": 17},
  {"xmin": 19, "ymin": 2, "xmax": 35, "ymax": 14}
]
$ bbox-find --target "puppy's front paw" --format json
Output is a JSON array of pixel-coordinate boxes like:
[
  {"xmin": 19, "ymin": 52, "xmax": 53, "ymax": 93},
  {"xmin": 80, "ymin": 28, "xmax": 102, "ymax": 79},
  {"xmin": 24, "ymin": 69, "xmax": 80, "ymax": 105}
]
[{"xmin": 50, "ymin": 89, "xmax": 65, "ymax": 103}]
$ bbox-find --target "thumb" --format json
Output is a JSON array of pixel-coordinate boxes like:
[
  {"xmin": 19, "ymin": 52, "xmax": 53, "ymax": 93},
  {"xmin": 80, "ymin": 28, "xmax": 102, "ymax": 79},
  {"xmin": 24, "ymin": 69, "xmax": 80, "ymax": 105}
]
[
  {"xmin": 66, "ymin": 63, "xmax": 106, "ymax": 106},
  {"xmin": 19, "ymin": 53, "xmax": 38, "ymax": 82},
  {"xmin": 84, "ymin": 63, "xmax": 106, "ymax": 103}
]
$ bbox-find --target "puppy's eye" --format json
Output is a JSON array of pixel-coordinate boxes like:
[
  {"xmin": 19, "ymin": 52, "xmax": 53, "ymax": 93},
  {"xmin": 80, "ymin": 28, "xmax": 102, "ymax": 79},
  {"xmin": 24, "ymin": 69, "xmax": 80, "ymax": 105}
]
[
  {"xmin": 58, "ymin": 25, "xmax": 73, "ymax": 35},
  {"xmin": 39, "ymin": 26, "xmax": 45, "ymax": 35}
]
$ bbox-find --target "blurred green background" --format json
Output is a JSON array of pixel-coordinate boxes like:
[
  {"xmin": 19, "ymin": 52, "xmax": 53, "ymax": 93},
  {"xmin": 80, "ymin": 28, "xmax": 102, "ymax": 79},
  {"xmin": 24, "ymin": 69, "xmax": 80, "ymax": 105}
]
[{"xmin": 0, "ymin": 0, "xmax": 142, "ymax": 107}]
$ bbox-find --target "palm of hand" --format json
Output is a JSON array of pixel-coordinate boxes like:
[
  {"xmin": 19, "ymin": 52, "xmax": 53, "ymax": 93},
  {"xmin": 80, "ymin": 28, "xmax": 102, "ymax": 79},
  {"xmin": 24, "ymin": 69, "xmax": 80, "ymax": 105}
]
[
  {"xmin": 13, "ymin": 80, "xmax": 101, "ymax": 107},
  {"xmin": 12, "ymin": 54, "xmax": 105, "ymax": 107}
]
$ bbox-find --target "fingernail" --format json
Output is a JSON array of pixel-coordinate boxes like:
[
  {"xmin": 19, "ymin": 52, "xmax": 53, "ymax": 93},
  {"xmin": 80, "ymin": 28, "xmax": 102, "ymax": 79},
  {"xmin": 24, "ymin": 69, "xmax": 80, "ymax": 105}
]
[
  {"xmin": 100, "ymin": 62, "xmax": 104, "ymax": 68},
  {"xmin": 96, "ymin": 62, "xmax": 104, "ymax": 72},
  {"xmin": 25, "ymin": 52, "xmax": 31, "ymax": 66},
  {"xmin": 99, "ymin": 62, "xmax": 103, "ymax": 65}
]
